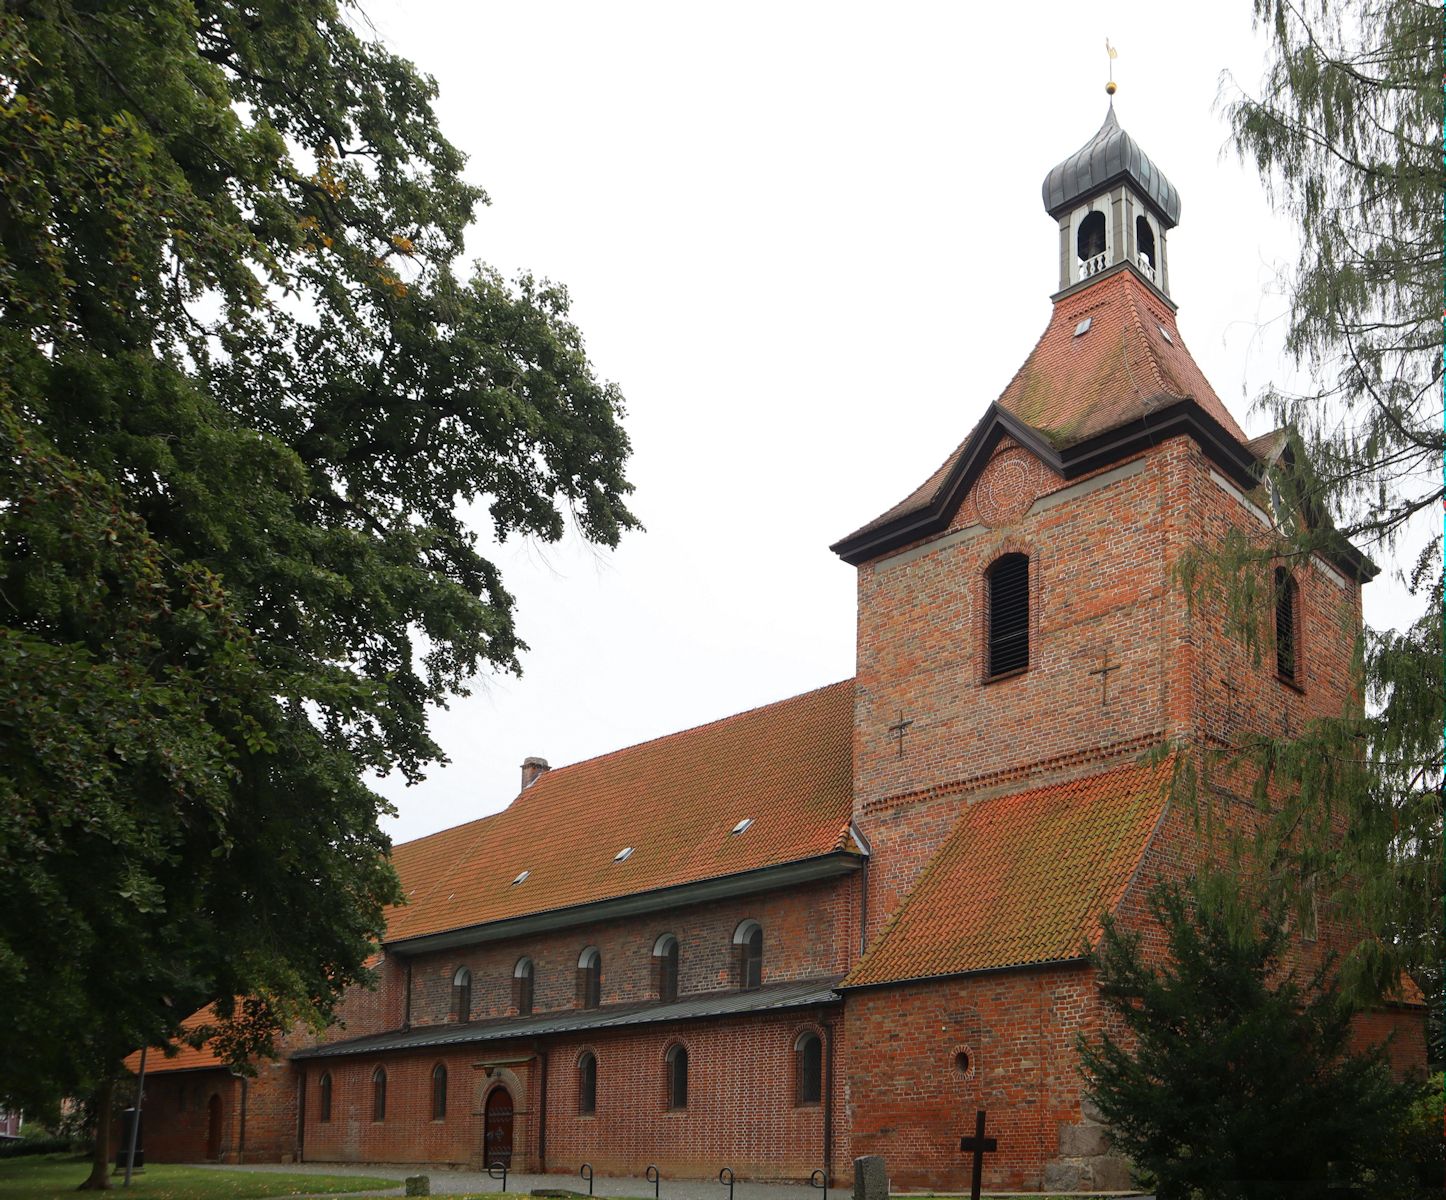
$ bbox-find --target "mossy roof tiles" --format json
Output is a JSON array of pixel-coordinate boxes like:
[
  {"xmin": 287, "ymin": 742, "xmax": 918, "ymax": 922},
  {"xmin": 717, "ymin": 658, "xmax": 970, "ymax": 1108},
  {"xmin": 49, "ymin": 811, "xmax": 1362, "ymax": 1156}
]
[{"xmin": 842, "ymin": 760, "xmax": 1169, "ymax": 988}]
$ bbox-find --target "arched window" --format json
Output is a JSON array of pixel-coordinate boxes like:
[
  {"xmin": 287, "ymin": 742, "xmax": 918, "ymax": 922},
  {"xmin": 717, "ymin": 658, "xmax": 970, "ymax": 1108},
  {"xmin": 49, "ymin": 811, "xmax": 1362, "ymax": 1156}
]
[
  {"xmin": 1077, "ymin": 210, "xmax": 1106, "ymax": 266},
  {"xmin": 986, "ymin": 554, "xmax": 1030, "ymax": 677},
  {"xmin": 1275, "ymin": 568, "xmax": 1300, "ymax": 682},
  {"xmin": 577, "ymin": 947, "xmax": 601, "ymax": 1009},
  {"xmin": 431, "ymin": 1064, "xmax": 448, "ymax": 1120},
  {"xmin": 371, "ymin": 1067, "xmax": 387, "ymax": 1122},
  {"xmin": 318, "ymin": 1072, "xmax": 332, "ymax": 1123},
  {"xmin": 653, "ymin": 934, "xmax": 680, "ymax": 1004},
  {"xmin": 795, "ymin": 1031, "xmax": 823, "ymax": 1105},
  {"xmin": 665, "ymin": 1044, "xmax": 688, "ymax": 1109},
  {"xmin": 578, "ymin": 1051, "xmax": 598, "ymax": 1115},
  {"xmin": 733, "ymin": 920, "xmax": 763, "ymax": 991},
  {"xmin": 1135, "ymin": 214, "xmax": 1157, "ymax": 272},
  {"xmin": 453, "ymin": 966, "xmax": 472, "ymax": 1024},
  {"xmin": 513, "ymin": 957, "xmax": 534, "ymax": 1015}
]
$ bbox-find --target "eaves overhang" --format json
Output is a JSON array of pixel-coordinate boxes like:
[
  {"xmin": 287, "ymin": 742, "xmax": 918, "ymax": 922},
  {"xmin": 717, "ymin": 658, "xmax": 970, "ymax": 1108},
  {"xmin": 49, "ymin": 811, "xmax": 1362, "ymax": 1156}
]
[
  {"xmin": 383, "ymin": 851, "xmax": 864, "ymax": 957},
  {"xmin": 838, "ymin": 954, "xmax": 1091, "ymax": 994},
  {"xmin": 831, "ymin": 396, "xmax": 1258, "ymax": 567},
  {"xmin": 291, "ymin": 977, "xmax": 844, "ymax": 1061}
]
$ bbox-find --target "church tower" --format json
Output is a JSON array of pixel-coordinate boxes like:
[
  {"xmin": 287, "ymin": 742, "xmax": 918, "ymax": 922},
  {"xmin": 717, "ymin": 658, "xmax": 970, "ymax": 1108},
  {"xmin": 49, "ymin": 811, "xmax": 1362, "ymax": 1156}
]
[{"xmin": 832, "ymin": 102, "xmax": 1370, "ymax": 944}]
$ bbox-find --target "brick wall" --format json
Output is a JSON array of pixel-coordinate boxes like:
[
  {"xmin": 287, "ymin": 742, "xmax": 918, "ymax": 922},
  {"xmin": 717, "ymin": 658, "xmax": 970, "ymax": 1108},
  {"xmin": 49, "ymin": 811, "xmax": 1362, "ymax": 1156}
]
[
  {"xmin": 842, "ymin": 965, "xmax": 1099, "ymax": 1191},
  {"xmin": 401, "ymin": 878, "xmax": 859, "ymax": 1029}
]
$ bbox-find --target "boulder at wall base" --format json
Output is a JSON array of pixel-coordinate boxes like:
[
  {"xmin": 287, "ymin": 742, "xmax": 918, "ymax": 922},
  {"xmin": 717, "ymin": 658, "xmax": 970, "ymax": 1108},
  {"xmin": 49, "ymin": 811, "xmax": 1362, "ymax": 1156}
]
[
  {"xmin": 852, "ymin": 1155, "xmax": 889, "ymax": 1200},
  {"xmin": 404, "ymin": 1176, "xmax": 430, "ymax": 1197}
]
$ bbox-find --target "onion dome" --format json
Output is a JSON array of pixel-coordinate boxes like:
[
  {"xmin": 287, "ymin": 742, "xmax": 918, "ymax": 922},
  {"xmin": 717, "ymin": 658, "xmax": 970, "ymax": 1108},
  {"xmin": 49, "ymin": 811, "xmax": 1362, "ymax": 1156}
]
[{"xmin": 1041, "ymin": 106, "xmax": 1181, "ymax": 228}]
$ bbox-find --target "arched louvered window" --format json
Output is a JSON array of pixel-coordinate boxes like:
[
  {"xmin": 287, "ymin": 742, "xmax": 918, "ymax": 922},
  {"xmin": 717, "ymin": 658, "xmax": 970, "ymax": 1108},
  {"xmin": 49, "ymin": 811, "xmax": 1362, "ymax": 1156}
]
[
  {"xmin": 318, "ymin": 1072, "xmax": 332, "ymax": 1123},
  {"xmin": 577, "ymin": 947, "xmax": 601, "ymax": 1010},
  {"xmin": 453, "ymin": 966, "xmax": 472, "ymax": 1024},
  {"xmin": 513, "ymin": 957, "xmax": 534, "ymax": 1015},
  {"xmin": 654, "ymin": 934, "xmax": 680, "ymax": 1003},
  {"xmin": 371, "ymin": 1067, "xmax": 387, "ymax": 1122},
  {"xmin": 1275, "ymin": 568, "xmax": 1300, "ymax": 682},
  {"xmin": 665, "ymin": 1044, "xmax": 688, "ymax": 1109},
  {"xmin": 431, "ymin": 1064, "xmax": 448, "ymax": 1121},
  {"xmin": 795, "ymin": 1031, "xmax": 823, "ymax": 1105},
  {"xmin": 986, "ymin": 554, "xmax": 1030, "ymax": 676},
  {"xmin": 578, "ymin": 1051, "xmax": 597, "ymax": 1115}
]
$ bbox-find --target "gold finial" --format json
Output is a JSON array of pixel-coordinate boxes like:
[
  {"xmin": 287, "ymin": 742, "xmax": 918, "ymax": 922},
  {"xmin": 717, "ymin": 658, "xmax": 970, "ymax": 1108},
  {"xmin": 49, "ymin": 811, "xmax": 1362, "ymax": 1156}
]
[{"xmin": 1105, "ymin": 39, "xmax": 1118, "ymax": 97}]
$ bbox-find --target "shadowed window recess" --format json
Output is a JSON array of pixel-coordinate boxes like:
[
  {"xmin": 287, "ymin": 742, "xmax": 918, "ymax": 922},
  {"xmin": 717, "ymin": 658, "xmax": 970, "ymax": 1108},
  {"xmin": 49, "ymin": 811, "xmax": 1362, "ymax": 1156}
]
[
  {"xmin": 318, "ymin": 1072, "xmax": 332, "ymax": 1123},
  {"xmin": 452, "ymin": 966, "xmax": 471, "ymax": 1024},
  {"xmin": 577, "ymin": 947, "xmax": 602, "ymax": 1009},
  {"xmin": 986, "ymin": 554, "xmax": 1030, "ymax": 676},
  {"xmin": 666, "ymin": 1044, "xmax": 688, "ymax": 1109},
  {"xmin": 371, "ymin": 1067, "xmax": 386, "ymax": 1122},
  {"xmin": 795, "ymin": 1031, "xmax": 823, "ymax": 1105},
  {"xmin": 653, "ymin": 934, "xmax": 680, "ymax": 1003},
  {"xmin": 513, "ymin": 957, "xmax": 534, "ymax": 1015},
  {"xmin": 733, "ymin": 920, "xmax": 763, "ymax": 990},
  {"xmin": 578, "ymin": 1051, "xmax": 597, "ymax": 1114},
  {"xmin": 431, "ymin": 1064, "xmax": 447, "ymax": 1120}
]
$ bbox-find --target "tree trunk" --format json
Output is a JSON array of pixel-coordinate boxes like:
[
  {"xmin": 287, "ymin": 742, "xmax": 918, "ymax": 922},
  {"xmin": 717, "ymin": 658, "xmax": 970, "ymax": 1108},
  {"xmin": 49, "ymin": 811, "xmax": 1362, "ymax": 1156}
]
[{"xmin": 77, "ymin": 1077, "xmax": 113, "ymax": 1191}]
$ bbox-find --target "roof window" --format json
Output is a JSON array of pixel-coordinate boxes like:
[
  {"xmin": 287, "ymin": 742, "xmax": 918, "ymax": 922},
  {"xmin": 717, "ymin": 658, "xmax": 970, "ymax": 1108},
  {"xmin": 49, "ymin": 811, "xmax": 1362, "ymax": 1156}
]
[
  {"xmin": 614, "ymin": 846, "xmax": 634, "ymax": 862},
  {"xmin": 1158, "ymin": 324, "xmax": 1173, "ymax": 344},
  {"xmin": 511, "ymin": 869, "xmax": 530, "ymax": 885},
  {"xmin": 1074, "ymin": 317, "xmax": 1092, "ymax": 337},
  {"xmin": 731, "ymin": 817, "xmax": 754, "ymax": 835}
]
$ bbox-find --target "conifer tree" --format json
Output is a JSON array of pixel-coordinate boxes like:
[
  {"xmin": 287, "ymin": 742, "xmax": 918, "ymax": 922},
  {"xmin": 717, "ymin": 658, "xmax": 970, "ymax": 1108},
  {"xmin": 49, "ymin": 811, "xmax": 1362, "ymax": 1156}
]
[
  {"xmin": 1178, "ymin": 0, "xmax": 1441, "ymax": 1053},
  {"xmin": 1079, "ymin": 877, "xmax": 1426, "ymax": 1199}
]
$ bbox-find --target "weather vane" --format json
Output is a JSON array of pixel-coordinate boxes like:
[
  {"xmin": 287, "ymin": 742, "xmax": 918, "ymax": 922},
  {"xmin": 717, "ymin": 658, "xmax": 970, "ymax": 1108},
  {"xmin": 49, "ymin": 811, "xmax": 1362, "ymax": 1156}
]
[{"xmin": 1105, "ymin": 39, "xmax": 1118, "ymax": 99}]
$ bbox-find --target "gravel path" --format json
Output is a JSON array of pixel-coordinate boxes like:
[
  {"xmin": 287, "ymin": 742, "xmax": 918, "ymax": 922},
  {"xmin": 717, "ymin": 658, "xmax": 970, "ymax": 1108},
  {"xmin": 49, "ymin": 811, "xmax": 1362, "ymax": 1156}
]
[{"xmin": 200, "ymin": 1161, "xmax": 832, "ymax": 1200}]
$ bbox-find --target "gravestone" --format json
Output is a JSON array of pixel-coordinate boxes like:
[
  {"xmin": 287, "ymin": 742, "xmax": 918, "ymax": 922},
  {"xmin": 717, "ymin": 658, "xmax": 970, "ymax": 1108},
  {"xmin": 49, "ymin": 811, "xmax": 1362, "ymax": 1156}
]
[
  {"xmin": 404, "ymin": 1176, "xmax": 430, "ymax": 1196},
  {"xmin": 852, "ymin": 1155, "xmax": 888, "ymax": 1200}
]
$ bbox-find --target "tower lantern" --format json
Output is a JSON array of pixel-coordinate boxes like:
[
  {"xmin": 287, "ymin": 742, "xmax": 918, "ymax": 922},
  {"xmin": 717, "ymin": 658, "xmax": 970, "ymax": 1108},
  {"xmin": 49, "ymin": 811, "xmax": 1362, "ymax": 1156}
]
[{"xmin": 1041, "ymin": 104, "xmax": 1180, "ymax": 298}]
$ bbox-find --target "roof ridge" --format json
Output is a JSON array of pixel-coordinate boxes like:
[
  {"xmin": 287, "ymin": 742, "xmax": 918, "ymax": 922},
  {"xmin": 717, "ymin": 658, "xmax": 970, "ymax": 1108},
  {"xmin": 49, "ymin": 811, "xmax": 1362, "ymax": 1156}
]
[
  {"xmin": 517, "ymin": 678, "xmax": 855, "ymax": 789},
  {"xmin": 1121, "ymin": 273, "xmax": 1186, "ymax": 402}
]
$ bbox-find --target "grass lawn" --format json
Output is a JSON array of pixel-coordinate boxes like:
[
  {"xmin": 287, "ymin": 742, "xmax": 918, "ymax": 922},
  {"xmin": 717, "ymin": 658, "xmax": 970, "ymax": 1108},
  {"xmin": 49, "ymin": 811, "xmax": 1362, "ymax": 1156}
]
[{"xmin": 0, "ymin": 1155, "xmax": 394, "ymax": 1199}]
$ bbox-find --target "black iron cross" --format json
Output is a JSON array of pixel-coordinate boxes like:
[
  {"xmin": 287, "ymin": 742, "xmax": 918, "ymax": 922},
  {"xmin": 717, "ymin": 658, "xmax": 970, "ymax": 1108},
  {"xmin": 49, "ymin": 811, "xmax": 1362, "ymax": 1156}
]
[
  {"xmin": 959, "ymin": 1109, "xmax": 998, "ymax": 1200},
  {"xmin": 888, "ymin": 711, "xmax": 914, "ymax": 759},
  {"xmin": 1089, "ymin": 651, "xmax": 1122, "ymax": 707}
]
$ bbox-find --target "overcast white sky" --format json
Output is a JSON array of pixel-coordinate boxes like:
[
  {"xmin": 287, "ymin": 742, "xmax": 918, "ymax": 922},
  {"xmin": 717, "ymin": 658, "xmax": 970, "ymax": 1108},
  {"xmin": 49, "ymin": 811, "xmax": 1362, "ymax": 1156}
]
[{"xmin": 360, "ymin": 2, "xmax": 1418, "ymax": 845}]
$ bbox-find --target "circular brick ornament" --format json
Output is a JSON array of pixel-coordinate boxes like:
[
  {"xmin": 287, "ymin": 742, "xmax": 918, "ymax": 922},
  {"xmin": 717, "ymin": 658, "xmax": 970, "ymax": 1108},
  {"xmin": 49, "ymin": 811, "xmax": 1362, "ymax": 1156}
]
[{"xmin": 973, "ymin": 449, "xmax": 1037, "ymax": 527}]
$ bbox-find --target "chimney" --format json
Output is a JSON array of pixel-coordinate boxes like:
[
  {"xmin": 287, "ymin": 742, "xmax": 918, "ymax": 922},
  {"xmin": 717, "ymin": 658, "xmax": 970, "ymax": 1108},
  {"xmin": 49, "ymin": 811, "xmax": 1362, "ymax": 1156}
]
[{"xmin": 520, "ymin": 757, "xmax": 550, "ymax": 791}]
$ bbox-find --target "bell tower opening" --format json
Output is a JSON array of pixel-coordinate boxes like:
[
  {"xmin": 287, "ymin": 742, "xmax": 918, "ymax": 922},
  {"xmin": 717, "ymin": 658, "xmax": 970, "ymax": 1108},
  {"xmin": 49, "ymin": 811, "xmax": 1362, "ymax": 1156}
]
[
  {"xmin": 1076, "ymin": 211, "xmax": 1107, "ymax": 277},
  {"xmin": 1135, "ymin": 215, "xmax": 1157, "ymax": 278}
]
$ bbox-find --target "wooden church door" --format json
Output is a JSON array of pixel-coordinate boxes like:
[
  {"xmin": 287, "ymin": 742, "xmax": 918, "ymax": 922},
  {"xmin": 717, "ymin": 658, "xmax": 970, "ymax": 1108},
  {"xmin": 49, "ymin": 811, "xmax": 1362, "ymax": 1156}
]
[
  {"xmin": 205, "ymin": 1093, "xmax": 222, "ymax": 1160},
  {"xmin": 483, "ymin": 1088, "xmax": 513, "ymax": 1168}
]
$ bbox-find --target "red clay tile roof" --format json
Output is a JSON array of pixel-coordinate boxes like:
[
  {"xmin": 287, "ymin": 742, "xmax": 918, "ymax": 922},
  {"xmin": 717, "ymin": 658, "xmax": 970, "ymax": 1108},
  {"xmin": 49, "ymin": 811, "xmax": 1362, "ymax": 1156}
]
[
  {"xmin": 123, "ymin": 1009, "xmax": 225, "ymax": 1075},
  {"xmin": 844, "ymin": 268, "xmax": 1251, "ymax": 544},
  {"xmin": 384, "ymin": 681, "xmax": 857, "ymax": 944},
  {"xmin": 842, "ymin": 760, "xmax": 1169, "ymax": 988}
]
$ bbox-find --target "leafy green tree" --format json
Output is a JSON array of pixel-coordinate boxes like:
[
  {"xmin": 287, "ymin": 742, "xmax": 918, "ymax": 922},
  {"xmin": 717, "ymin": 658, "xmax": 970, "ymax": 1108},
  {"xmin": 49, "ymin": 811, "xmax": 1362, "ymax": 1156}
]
[
  {"xmin": 0, "ymin": 0, "xmax": 636, "ymax": 1186},
  {"xmin": 1177, "ymin": 0, "xmax": 1441, "ymax": 1053},
  {"xmin": 1079, "ymin": 877, "xmax": 1427, "ymax": 1199}
]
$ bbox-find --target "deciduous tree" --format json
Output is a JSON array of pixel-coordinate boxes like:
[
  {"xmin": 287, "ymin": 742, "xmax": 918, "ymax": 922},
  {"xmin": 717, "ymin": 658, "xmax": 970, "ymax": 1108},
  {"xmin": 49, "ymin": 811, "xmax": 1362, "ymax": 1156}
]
[{"xmin": 0, "ymin": 1, "xmax": 637, "ymax": 1186}]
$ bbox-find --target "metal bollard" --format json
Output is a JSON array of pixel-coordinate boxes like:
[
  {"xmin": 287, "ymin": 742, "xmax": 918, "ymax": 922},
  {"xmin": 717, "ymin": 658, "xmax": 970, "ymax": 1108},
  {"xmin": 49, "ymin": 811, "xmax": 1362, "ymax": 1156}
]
[
  {"xmin": 580, "ymin": 1163, "xmax": 594, "ymax": 1197},
  {"xmin": 488, "ymin": 1162, "xmax": 508, "ymax": 1193},
  {"xmin": 810, "ymin": 1169, "xmax": 827, "ymax": 1200},
  {"xmin": 646, "ymin": 1165, "xmax": 661, "ymax": 1200},
  {"xmin": 719, "ymin": 1167, "xmax": 735, "ymax": 1200}
]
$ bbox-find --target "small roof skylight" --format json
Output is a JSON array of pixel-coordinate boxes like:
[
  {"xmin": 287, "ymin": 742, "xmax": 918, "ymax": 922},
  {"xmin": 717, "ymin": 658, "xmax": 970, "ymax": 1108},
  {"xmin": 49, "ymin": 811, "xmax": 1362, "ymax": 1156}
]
[
  {"xmin": 731, "ymin": 817, "xmax": 754, "ymax": 835},
  {"xmin": 511, "ymin": 869, "xmax": 530, "ymax": 885},
  {"xmin": 1073, "ymin": 317, "xmax": 1092, "ymax": 337},
  {"xmin": 614, "ymin": 846, "xmax": 634, "ymax": 862},
  {"xmin": 1158, "ymin": 324, "xmax": 1173, "ymax": 344}
]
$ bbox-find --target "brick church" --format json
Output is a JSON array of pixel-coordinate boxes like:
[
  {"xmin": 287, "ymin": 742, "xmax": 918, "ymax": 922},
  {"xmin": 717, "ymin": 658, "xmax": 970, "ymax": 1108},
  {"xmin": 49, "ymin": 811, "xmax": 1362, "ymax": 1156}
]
[{"xmin": 128, "ymin": 105, "xmax": 1426, "ymax": 1191}]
